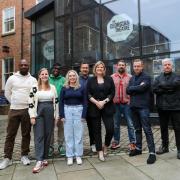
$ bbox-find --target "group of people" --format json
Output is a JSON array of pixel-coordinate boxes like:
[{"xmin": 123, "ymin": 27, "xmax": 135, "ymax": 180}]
[{"xmin": 0, "ymin": 58, "xmax": 180, "ymax": 173}]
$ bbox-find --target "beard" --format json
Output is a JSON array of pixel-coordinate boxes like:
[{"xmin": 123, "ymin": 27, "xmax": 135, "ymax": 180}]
[{"xmin": 118, "ymin": 68, "xmax": 125, "ymax": 74}]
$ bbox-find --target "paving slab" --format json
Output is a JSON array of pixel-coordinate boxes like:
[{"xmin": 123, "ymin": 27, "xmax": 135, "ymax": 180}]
[
  {"xmin": 12, "ymin": 162, "xmax": 57, "ymax": 180},
  {"xmin": 137, "ymin": 158, "xmax": 180, "ymax": 180},
  {"xmin": 57, "ymin": 169, "xmax": 103, "ymax": 180},
  {"xmin": 53, "ymin": 158, "xmax": 93, "ymax": 174},
  {"xmin": 0, "ymin": 174, "xmax": 12, "ymax": 180},
  {"xmin": 121, "ymin": 153, "xmax": 149, "ymax": 167},
  {"xmin": 0, "ymin": 163, "xmax": 15, "ymax": 176},
  {"xmin": 89, "ymin": 156, "xmax": 151, "ymax": 180}
]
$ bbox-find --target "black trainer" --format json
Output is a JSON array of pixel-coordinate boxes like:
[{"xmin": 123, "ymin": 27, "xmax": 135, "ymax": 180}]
[
  {"xmin": 156, "ymin": 146, "xmax": 169, "ymax": 155},
  {"xmin": 147, "ymin": 154, "xmax": 156, "ymax": 164},
  {"xmin": 177, "ymin": 151, "xmax": 180, "ymax": 159},
  {"xmin": 129, "ymin": 149, "xmax": 142, "ymax": 157}
]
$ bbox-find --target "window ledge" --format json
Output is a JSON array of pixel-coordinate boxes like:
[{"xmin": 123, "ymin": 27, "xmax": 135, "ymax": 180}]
[{"xmin": 1, "ymin": 31, "xmax": 16, "ymax": 37}]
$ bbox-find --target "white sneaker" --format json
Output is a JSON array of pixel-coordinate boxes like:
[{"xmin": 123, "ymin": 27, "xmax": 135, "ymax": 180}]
[
  {"xmin": 32, "ymin": 161, "xmax": 44, "ymax": 173},
  {"xmin": 21, "ymin": 156, "xmax": 30, "ymax": 165},
  {"xmin": 67, "ymin": 157, "xmax": 73, "ymax": 166},
  {"xmin": 91, "ymin": 144, "xmax": 97, "ymax": 153},
  {"xmin": 0, "ymin": 158, "xmax": 13, "ymax": 170},
  {"xmin": 76, "ymin": 157, "xmax": 82, "ymax": 165}
]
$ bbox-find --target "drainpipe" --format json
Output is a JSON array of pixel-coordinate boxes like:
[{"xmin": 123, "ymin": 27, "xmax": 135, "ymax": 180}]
[{"xmin": 21, "ymin": 0, "xmax": 24, "ymax": 59}]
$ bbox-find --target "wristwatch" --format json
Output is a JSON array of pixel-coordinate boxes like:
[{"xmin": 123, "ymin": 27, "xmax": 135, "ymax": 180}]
[{"xmin": 105, "ymin": 99, "xmax": 108, "ymax": 103}]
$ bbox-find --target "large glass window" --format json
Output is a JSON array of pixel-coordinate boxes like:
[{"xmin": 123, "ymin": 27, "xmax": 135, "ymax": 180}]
[
  {"xmin": 140, "ymin": 54, "xmax": 180, "ymax": 89},
  {"xmin": 73, "ymin": 8, "xmax": 100, "ymax": 65},
  {"xmin": 55, "ymin": 0, "xmax": 72, "ymax": 16},
  {"xmin": 2, "ymin": 7, "xmax": 15, "ymax": 34},
  {"xmin": 36, "ymin": 11, "xmax": 54, "ymax": 33},
  {"xmin": 141, "ymin": 0, "xmax": 180, "ymax": 54},
  {"xmin": 55, "ymin": 16, "xmax": 71, "ymax": 67},
  {"xmin": 36, "ymin": 32, "xmax": 54, "ymax": 71},
  {"xmin": 73, "ymin": 0, "xmax": 99, "ymax": 12},
  {"xmin": 102, "ymin": 0, "xmax": 139, "ymax": 60}
]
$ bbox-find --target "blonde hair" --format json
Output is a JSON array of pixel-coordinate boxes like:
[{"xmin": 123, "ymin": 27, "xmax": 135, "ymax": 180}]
[
  {"xmin": 64, "ymin": 70, "xmax": 81, "ymax": 90},
  {"xmin": 93, "ymin": 61, "xmax": 106, "ymax": 76},
  {"xmin": 38, "ymin": 68, "xmax": 50, "ymax": 90}
]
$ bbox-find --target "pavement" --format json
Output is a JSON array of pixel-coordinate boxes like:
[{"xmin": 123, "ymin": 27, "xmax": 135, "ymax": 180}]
[{"xmin": 0, "ymin": 115, "xmax": 179, "ymax": 180}]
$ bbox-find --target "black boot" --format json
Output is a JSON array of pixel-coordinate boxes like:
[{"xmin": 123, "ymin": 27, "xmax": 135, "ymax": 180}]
[
  {"xmin": 177, "ymin": 151, "xmax": 180, "ymax": 159},
  {"xmin": 147, "ymin": 154, "xmax": 156, "ymax": 164},
  {"xmin": 129, "ymin": 149, "xmax": 142, "ymax": 157},
  {"xmin": 156, "ymin": 145, "xmax": 169, "ymax": 155}
]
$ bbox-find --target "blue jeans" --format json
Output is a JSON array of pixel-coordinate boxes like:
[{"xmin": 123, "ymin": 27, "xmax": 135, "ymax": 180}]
[
  {"xmin": 113, "ymin": 104, "xmax": 136, "ymax": 144},
  {"xmin": 64, "ymin": 105, "xmax": 84, "ymax": 157},
  {"xmin": 131, "ymin": 107, "xmax": 155, "ymax": 153}
]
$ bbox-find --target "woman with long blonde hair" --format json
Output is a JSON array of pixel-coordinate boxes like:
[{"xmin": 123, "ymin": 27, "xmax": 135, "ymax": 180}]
[
  {"xmin": 28, "ymin": 68, "xmax": 59, "ymax": 173},
  {"xmin": 59, "ymin": 70, "xmax": 87, "ymax": 165}
]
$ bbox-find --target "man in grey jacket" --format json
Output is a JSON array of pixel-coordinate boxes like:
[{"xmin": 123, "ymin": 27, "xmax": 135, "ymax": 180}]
[{"xmin": 0, "ymin": 59, "xmax": 37, "ymax": 170}]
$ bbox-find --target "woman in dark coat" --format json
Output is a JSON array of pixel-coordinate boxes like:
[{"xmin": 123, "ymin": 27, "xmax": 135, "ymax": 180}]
[{"xmin": 87, "ymin": 61, "xmax": 115, "ymax": 161}]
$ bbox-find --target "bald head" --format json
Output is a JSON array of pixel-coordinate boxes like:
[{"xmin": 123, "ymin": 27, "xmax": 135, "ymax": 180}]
[
  {"xmin": 162, "ymin": 58, "xmax": 173, "ymax": 74},
  {"xmin": 19, "ymin": 59, "xmax": 29, "ymax": 76}
]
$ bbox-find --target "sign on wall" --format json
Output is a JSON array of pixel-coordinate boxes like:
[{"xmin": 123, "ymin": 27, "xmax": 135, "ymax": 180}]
[
  {"xmin": 43, "ymin": 40, "xmax": 54, "ymax": 60},
  {"xmin": 107, "ymin": 14, "xmax": 133, "ymax": 42}
]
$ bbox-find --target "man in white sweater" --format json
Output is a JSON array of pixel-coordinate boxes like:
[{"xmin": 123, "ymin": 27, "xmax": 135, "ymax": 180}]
[{"xmin": 0, "ymin": 59, "xmax": 37, "ymax": 170}]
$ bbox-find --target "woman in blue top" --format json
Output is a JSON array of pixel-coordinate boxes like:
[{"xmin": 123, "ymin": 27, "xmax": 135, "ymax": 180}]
[{"xmin": 59, "ymin": 70, "xmax": 87, "ymax": 166}]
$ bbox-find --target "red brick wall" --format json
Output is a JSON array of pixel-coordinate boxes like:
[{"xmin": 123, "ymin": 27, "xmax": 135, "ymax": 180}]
[{"xmin": 0, "ymin": 0, "xmax": 36, "ymax": 89}]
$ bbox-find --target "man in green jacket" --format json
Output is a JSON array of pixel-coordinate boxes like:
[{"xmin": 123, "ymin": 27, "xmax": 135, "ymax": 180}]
[{"xmin": 49, "ymin": 63, "xmax": 65, "ymax": 156}]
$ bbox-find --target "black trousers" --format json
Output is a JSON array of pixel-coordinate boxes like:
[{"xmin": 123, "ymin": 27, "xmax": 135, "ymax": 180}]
[
  {"xmin": 158, "ymin": 109, "xmax": 180, "ymax": 151},
  {"xmin": 91, "ymin": 113, "xmax": 114, "ymax": 151},
  {"xmin": 86, "ymin": 116, "xmax": 95, "ymax": 146}
]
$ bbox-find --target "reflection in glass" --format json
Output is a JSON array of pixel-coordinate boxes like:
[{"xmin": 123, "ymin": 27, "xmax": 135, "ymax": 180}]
[
  {"xmin": 55, "ymin": 0, "xmax": 72, "ymax": 16},
  {"xmin": 141, "ymin": 0, "xmax": 180, "ymax": 54},
  {"xmin": 56, "ymin": 16, "xmax": 71, "ymax": 67},
  {"xmin": 36, "ymin": 32, "xmax": 54, "ymax": 71},
  {"xmin": 102, "ymin": 0, "xmax": 139, "ymax": 60},
  {"xmin": 73, "ymin": 8, "xmax": 100, "ymax": 65},
  {"xmin": 73, "ymin": 0, "xmax": 99, "ymax": 12},
  {"xmin": 36, "ymin": 11, "xmax": 54, "ymax": 33}
]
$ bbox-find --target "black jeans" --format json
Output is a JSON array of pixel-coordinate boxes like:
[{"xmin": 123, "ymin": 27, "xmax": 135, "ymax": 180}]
[
  {"xmin": 158, "ymin": 110, "xmax": 180, "ymax": 151},
  {"xmin": 91, "ymin": 113, "xmax": 114, "ymax": 151},
  {"xmin": 131, "ymin": 107, "xmax": 155, "ymax": 153}
]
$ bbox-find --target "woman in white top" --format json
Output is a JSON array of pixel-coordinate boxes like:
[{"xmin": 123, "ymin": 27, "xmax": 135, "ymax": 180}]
[{"xmin": 28, "ymin": 68, "xmax": 59, "ymax": 173}]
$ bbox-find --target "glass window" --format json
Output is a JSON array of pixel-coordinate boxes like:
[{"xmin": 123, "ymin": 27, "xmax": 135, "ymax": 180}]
[
  {"xmin": 73, "ymin": 0, "xmax": 99, "ymax": 12},
  {"xmin": 2, "ymin": 7, "xmax": 15, "ymax": 34},
  {"xmin": 73, "ymin": 8, "xmax": 100, "ymax": 65},
  {"xmin": 2, "ymin": 58, "xmax": 14, "ymax": 87},
  {"xmin": 36, "ymin": 11, "xmax": 54, "ymax": 33},
  {"xmin": 102, "ymin": 0, "xmax": 139, "ymax": 60},
  {"xmin": 55, "ymin": 16, "xmax": 72, "ymax": 67},
  {"xmin": 55, "ymin": 0, "xmax": 72, "ymax": 16},
  {"xmin": 141, "ymin": 0, "xmax": 180, "ymax": 54},
  {"xmin": 141, "ymin": 54, "xmax": 180, "ymax": 84},
  {"xmin": 35, "ymin": 31, "xmax": 54, "ymax": 71}
]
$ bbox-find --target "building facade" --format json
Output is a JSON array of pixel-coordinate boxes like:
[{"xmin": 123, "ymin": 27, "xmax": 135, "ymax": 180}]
[{"xmin": 0, "ymin": 0, "xmax": 38, "ymax": 90}]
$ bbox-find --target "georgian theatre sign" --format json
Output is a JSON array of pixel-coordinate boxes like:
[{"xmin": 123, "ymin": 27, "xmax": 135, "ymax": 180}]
[{"xmin": 107, "ymin": 14, "xmax": 133, "ymax": 42}]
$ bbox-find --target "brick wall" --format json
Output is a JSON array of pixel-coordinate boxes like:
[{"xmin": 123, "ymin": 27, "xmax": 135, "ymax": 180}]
[{"xmin": 0, "ymin": 0, "xmax": 36, "ymax": 89}]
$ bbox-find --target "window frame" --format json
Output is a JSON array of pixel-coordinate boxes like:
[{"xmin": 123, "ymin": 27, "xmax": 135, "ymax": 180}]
[
  {"xmin": 2, "ymin": 58, "xmax": 15, "ymax": 89},
  {"xmin": 2, "ymin": 7, "xmax": 15, "ymax": 35}
]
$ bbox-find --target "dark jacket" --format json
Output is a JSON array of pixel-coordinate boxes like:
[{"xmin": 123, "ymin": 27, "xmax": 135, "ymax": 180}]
[
  {"xmin": 87, "ymin": 76, "xmax": 115, "ymax": 117},
  {"xmin": 126, "ymin": 72, "xmax": 152, "ymax": 108},
  {"xmin": 153, "ymin": 72, "xmax": 180, "ymax": 110}
]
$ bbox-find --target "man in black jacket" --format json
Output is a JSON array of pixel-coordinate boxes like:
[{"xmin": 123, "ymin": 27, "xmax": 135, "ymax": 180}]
[
  {"xmin": 127, "ymin": 59, "xmax": 156, "ymax": 164},
  {"xmin": 153, "ymin": 58, "xmax": 180, "ymax": 159}
]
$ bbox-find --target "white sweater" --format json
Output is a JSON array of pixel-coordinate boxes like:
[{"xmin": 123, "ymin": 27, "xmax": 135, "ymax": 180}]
[
  {"xmin": 28, "ymin": 84, "xmax": 59, "ymax": 120},
  {"xmin": 5, "ymin": 72, "xmax": 37, "ymax": 110}
]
